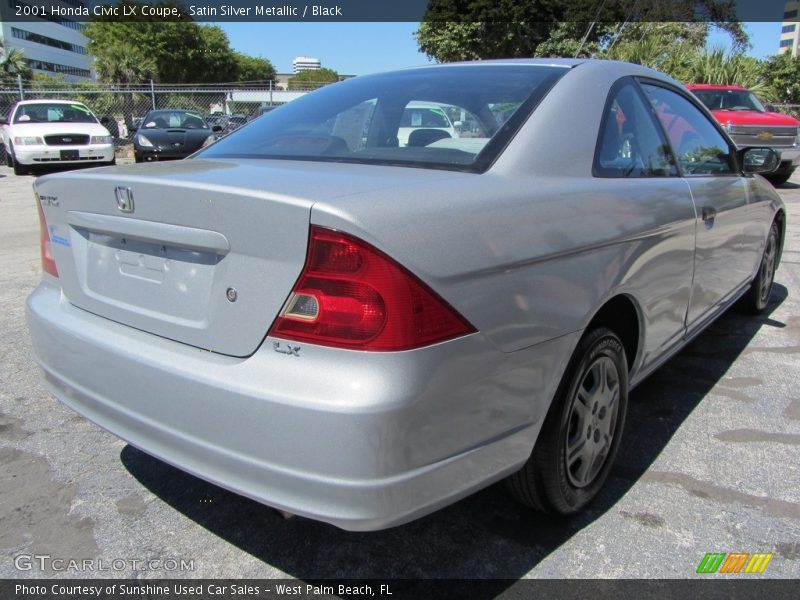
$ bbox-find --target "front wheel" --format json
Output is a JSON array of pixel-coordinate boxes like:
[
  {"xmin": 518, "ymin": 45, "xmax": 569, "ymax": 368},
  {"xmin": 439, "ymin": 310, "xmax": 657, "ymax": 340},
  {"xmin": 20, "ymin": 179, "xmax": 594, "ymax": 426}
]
[
  {"xmin": 507, "ymin": 327, "xmax": 629, "ymax": 514},
  {"xmin": 12, "ymin": 148, "xmax": 28, "ymax": 176},
  {"xmin": 742, "ymin": 222, "xmax": 780, "ymax": 314}
]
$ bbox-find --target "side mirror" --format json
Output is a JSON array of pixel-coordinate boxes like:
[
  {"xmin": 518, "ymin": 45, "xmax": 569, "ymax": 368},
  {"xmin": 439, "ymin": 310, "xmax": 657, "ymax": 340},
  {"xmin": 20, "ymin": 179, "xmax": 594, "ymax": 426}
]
[
  {"xmin": 212, "ymin": 125, "xmax": 223, "ymax": 133},
  {"xmin": 764, "ymin": 103, "xmax": 776, "ymax": 113},
  {"xmin": 0, "ymin": 117, "xmax": 6, "ymax": 125},
  {"xmin": 100, "ymin": 116, "xmax": 110, "ymax": 124},
  {"xmin": 739, "ymin": 147, "xmax": 780, "ymax": 174}
]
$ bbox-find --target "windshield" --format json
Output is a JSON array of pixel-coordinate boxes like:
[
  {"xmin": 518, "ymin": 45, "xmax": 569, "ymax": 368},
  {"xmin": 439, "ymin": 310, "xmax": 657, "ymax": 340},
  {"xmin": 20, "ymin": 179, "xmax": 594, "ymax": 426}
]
[
  {"xmin": 198, "ymin": 65, "xmax": 568, "ymax": 172},
  {"xmin": 142, "ymin": 110, "xmax": 209, "ymax": 130},
  {"xmin": 692, "ymin": 89, "xmax": 766, "ymax": 113},
  {"xmin": 13, "ymin": 103, "xmax": 98, "ymax": 124}
]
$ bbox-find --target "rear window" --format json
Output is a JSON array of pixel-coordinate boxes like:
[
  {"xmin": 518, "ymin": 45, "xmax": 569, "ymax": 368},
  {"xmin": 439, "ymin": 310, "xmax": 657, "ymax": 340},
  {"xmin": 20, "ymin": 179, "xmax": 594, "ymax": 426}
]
[{"xmin": 198, "ymin": 65, "xmax": 568, "ymax": 172}]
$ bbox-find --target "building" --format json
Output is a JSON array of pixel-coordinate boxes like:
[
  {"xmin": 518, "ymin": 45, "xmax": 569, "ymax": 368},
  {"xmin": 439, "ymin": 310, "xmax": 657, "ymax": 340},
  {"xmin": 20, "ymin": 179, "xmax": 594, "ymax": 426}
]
[
  {"xmin": 292, "ymin": 56, "xmax": 321, "ymax": 73},
  {"xmin": 779, "ymin": 0, "xmax": 799, "ymax": 57},
  {"xmin": 0, "ymin": 0, "xmax": 94, "ymax": 82}
]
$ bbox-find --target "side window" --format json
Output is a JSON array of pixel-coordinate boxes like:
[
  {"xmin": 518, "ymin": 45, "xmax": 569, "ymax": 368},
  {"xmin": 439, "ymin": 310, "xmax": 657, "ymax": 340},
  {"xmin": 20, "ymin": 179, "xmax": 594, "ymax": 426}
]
[
  {"xmin": 594, "ymin": 81, "xmax": 677, "ymax": 178},
  {"xmin": 641, "ymin": 83, "xmax": 735, "ymax": 176}
]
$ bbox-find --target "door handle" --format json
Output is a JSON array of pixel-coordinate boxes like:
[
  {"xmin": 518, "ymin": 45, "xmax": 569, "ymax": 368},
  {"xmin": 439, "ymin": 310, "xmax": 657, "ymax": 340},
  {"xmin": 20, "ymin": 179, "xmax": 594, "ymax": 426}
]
[{"xmin": 701, "ymin": 206, "xmax": 717, "ymax": 223}]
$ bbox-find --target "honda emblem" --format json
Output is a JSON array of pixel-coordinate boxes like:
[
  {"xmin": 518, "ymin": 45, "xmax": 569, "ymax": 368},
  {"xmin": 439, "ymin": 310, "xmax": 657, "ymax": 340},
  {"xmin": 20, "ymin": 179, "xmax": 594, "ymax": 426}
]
[{"xmin": 115, "ymin": 186, "xmax": 134, "ymax": 213}]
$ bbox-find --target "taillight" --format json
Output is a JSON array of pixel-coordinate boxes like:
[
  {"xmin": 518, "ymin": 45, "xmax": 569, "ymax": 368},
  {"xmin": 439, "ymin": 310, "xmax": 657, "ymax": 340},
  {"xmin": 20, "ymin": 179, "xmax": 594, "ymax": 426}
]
[
  {"xmin": 269, "ymin": 226, "xmax": 476, "ymax": 351},
  {"xmin": 36, "ymin": 196, "xmax": 59, "ymax": 278}
]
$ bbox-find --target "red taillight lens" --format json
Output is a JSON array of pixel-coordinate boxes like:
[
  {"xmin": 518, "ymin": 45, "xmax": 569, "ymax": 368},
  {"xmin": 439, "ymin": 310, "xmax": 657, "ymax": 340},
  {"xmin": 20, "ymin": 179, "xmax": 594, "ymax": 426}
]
[
  {"xmin": 269, "ymin": 226, "xmax": 476, "ymax": 351},
  {"xmin": 36, "ymin": 198, "xmax": 59, "ymax": 278}
]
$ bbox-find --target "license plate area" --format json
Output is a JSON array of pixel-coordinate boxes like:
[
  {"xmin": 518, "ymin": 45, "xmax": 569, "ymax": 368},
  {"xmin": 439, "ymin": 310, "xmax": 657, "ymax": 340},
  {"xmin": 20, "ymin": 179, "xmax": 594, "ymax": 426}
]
[
  {"xmin": 60, "ymin": 149, "xmax": 80, "ymax": 160},
  {"xmin": 79, "ymin": 231, "xmax": 218, "ymax": 323}
]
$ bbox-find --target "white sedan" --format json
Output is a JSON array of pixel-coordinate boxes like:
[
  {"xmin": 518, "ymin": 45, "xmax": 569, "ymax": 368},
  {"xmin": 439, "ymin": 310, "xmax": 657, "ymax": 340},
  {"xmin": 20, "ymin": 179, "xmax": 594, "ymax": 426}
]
[{"xmin": 1, "ymin": 99, "xmax": 115, "ymax": 175}]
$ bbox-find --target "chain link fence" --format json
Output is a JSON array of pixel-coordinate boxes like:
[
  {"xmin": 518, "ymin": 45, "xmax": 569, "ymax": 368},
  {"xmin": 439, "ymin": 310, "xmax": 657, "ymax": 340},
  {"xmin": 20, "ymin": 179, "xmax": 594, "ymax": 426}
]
[{"xmin": 1, "ymin": 80, "xmax": 324, "ymax": 157}]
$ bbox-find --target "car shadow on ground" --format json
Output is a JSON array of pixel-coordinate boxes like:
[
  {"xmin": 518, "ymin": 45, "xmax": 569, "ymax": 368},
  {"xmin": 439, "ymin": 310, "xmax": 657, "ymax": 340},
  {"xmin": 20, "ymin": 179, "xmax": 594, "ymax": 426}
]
[{"xmin": 121, "ymin": 284, "xmax": 788, "ymax": 581}]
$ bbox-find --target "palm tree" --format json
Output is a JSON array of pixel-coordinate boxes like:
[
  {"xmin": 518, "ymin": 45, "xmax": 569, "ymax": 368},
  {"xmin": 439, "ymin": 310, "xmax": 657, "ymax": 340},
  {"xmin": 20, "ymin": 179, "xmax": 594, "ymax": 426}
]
[
  {"xmin": 93, "ymin": 43, "xmax": 156, "ymax": 86},
  {"xmin": 92, "ymin": 43, "xmax": 158, "ymax": 137},
  {"xmin": 684, "ymin": 47, "xmax": 764, "ymax": 93},
  {"xmin": 0, "ymin": 42, "xmax": 32, "ymax": 85}
]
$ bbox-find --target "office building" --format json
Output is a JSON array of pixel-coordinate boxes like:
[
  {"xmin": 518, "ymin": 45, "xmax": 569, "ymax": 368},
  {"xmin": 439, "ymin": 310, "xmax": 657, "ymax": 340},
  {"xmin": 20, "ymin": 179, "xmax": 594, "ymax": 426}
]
[
  {"xmin": 1, "ymin": 0, "xmax": 94, "ymax": 82},
  {"xmin": 780, "ymin": 0, "xmax": 799, "ymax": 57}
]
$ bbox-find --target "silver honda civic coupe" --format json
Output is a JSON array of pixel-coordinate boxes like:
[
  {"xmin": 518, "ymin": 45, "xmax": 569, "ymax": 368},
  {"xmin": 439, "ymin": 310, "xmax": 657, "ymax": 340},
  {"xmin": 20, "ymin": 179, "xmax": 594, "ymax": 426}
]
[{"xmin": 27, "ymin": 59, "xmax": 785, "ymax": 531}]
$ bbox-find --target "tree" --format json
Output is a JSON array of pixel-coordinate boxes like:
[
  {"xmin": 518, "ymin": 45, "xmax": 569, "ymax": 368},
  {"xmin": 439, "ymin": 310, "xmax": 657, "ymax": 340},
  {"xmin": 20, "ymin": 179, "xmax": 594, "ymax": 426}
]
[
  {"xmin": 193, "ymin": 25, "xmax": 238, "ymax": 83},
  {"xmin": 233, "ymin": 53, "xmax": 277, "ymax": 82},
  {"xmin": 86, "ymin": 2, "xmax": 274, "ymax": 83},
  {"xmin": 760, "ymin": 52, "xmax": 800, "ymax": 105},
  {"xmin": 287, "ymin": 68, "xmax": 339, "ymax": 90},
  {"xmin": 0, "ymin": 42, "xmax": 32, "ymax": 85},
  {"xmin": 683, "ymin": 47, "xmax": 764, "ymax": 90},
  {"xmin": 86, "ymin": 1, "xmax": 200, "ymax": 82},
  {"xmin": 93, "ymin": 43, "xmax": 156, "ymax": 84},
  {"xmin": 415, "ymin": 0, "xmax": 746, "ymax": 62},
  {"xmin": 416, "ymin": 1, "xmax": 583, "ymax": 62}
]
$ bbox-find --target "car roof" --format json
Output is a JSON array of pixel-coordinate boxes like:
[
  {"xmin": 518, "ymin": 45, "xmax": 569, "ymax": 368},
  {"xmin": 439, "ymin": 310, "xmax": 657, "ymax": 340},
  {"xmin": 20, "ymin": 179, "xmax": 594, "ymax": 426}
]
[
  {"xmin": 685, "ymin": 83, "xmax": 750, "ymax": 91},
  {"xmin": 385, "ymin": 58, "xmax": 679, "ymax": 88},
  {"xmin": 15, "ymin": 99, "xmax": 88, "ymax": 105}
]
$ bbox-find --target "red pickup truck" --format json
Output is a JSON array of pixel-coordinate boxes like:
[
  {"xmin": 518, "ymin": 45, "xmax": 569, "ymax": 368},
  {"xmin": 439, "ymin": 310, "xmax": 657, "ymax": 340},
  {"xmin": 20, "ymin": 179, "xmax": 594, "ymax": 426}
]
[{"xmin": 686, "ymin": 83, "xmax": 800, "ymax": 186}]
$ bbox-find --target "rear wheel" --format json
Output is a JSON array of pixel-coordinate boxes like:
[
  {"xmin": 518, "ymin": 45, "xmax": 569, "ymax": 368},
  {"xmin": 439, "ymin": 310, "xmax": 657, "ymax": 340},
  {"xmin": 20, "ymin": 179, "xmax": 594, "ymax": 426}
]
[
  {"xmin": 4, "ymin": 149, "xmax": 11, "ymax": 168},
  {"xmin": 742, "ymin": 222, "xmax": 780, "ymax": 314},
  {"xmin": 507, "ymin": 327, "xmax": 628, "ymax": 514}
]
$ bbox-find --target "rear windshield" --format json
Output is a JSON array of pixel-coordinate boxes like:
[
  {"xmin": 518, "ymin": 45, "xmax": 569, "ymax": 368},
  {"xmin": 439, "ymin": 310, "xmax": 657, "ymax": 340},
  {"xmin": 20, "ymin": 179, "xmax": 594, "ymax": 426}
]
[
  {"xmin": 198, "ymin": 65, "xmax": 568, "ymax": 172},
  {"xmin": 13, "ymin": 103, "xmax": 98, "ymax": 124}
]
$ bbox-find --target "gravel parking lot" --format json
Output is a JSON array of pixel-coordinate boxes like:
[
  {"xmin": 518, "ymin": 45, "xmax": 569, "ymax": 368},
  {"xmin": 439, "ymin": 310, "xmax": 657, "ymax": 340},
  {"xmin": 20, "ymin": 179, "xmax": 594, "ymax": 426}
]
[{"xmin": 1, "ymin": 161, "xmax": 798, "ymax": 582}]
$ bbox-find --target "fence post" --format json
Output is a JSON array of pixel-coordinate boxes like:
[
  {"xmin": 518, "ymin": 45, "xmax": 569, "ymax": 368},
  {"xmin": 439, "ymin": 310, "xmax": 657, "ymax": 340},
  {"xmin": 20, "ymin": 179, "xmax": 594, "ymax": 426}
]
[
  {"xmin": 17, "ymin": 74, "xmax": 24, "ymax": 101},
  {"xmin": 149, "ymin": 79, "xmax": 156, "ymax": 110}
]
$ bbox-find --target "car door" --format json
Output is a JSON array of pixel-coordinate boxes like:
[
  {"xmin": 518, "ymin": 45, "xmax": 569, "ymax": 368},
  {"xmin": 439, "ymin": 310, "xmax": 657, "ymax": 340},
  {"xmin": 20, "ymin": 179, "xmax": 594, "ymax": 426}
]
[
  {"xmin": 640, "ymin": 81, "xmax": 761, "ymax": 330},
  {"xmin": 593, "ymin": 79, "xmax": 696, "ymax": 367}
]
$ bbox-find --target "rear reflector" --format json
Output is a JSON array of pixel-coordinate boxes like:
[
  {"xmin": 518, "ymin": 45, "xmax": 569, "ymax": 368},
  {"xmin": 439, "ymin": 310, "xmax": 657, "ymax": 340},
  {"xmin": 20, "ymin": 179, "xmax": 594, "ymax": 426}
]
[
  {"xmin": 269, "ymin": 226, "xmax": 476, "ymax": 351},
  {"xmin": 36, "ymin": 196, "xmax": 59, "ymax": 278}
]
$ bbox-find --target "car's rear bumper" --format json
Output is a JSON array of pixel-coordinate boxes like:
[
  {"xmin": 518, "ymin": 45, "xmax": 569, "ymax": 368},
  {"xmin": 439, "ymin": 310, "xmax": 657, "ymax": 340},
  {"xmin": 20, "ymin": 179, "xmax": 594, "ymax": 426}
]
[
  {"xmin": 14, "ymin": 144, "xmax": 114, "ymax": 165},
  {"xmin": 27, "ymin": 280, "xmax": 576, "ymax": 530}
]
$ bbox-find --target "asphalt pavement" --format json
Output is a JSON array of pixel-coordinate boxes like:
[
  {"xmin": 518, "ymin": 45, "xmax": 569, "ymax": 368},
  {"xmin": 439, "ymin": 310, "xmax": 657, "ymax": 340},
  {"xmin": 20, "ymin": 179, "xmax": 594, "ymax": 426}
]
[{"xmin": 0, "ymin": 161, "xmax": 798, "ymax": 581}]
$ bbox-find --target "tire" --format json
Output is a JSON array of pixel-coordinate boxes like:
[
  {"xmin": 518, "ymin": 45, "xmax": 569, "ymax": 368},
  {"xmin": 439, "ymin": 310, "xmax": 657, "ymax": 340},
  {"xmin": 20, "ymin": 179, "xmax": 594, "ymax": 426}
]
[
  {"xmin": 742, "ymin": 222, "xmax": 780, "ymax": 314},
  {"xmin": 11, "ymin": 147, "xmax": 28, "ymax": 176},
  {"xmin": 5, "ymin": 149, "xmax": 11, "ymax": 168},
  {"xmin": 765, "ymin": 170, "xmax": 793, "ymax": 187},
  {"xmin": 134, "ymin": 156, "xmax": 143, "ymax": 163},
  {"xmin": 507, "ymin": 327, "xmax": 629, "ymax": 514}
]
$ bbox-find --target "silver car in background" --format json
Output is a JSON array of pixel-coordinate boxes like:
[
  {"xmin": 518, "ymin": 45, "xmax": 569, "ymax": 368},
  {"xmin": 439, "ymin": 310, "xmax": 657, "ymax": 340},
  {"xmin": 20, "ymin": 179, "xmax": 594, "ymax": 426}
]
[{"xmin": 27, "ymin": 59, "xmax": 785, "ymax": 531}]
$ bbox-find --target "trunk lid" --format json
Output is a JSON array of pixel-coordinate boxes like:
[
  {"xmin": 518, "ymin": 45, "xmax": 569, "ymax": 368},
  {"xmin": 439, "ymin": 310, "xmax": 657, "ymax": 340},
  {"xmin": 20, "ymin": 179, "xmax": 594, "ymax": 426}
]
[{"xmin": 36, "ymin": 158, "xmax": 455, "ymax": 356}]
